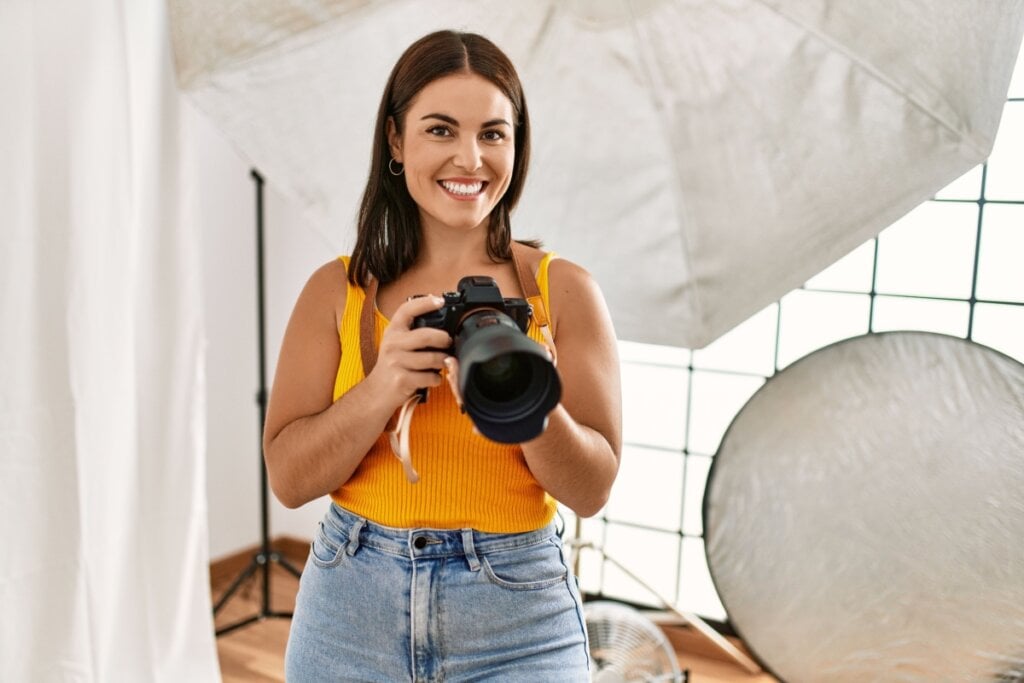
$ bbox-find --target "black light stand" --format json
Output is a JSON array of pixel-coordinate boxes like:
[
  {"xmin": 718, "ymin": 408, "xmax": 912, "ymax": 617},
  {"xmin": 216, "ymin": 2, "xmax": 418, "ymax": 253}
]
[{"xmin": 213, "ymin": 168, "xmax": 302, "ymax": 636}]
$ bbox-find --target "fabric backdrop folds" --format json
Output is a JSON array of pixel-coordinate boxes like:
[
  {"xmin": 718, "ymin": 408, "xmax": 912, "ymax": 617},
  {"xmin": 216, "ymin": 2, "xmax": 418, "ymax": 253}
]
[
  {"xmin": 0, "ymin": 0, "xmax": 219, "ymax": 680},
  {"xmin": 167, "ymin": 0, "xmax": 1024, "ymax": 348}
]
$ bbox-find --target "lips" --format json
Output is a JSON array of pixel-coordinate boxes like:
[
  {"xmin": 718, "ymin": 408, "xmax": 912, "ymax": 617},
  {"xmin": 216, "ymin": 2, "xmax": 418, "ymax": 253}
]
[{"xmin": 439, "ymin": 179, "xmax": 487, "ymax": 197}]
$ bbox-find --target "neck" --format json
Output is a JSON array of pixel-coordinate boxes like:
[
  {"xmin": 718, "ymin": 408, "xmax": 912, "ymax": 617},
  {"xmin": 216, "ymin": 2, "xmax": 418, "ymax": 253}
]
[{"xmin": 416, "ymin": 218, "xmax": 494, "ymax": 272}]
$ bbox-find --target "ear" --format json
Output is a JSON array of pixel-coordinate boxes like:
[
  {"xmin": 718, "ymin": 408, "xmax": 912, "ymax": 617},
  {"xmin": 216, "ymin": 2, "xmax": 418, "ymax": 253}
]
[{"xmin": 386, "ymin": 116, "xmax": 402, "ymax": 163}]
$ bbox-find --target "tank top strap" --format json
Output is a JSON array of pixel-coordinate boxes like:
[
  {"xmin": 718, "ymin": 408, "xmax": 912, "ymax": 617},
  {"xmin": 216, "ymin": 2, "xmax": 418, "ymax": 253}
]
[
  {"xmin": 536, "ymin": 251, "xmax": 557, "ymax": 320},
  {"xmin": 333, "ymin": 255, "xmax": 373, "ymax": 400}
]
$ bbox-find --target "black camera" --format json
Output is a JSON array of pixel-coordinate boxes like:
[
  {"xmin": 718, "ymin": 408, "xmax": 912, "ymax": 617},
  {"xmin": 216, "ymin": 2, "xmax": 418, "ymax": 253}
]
[{"xmin": 412, "ymin": 276, "xmax": 561, "ymax": 443}]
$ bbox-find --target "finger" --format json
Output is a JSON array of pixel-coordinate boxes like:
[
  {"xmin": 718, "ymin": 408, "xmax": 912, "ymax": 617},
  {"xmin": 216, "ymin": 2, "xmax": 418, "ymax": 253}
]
[
  {"xmin": 391, "ymin": 295, "xmax": 446, "ymax": 328},
  {"xmin": 380, "ymin": 329, "xmax": 452, "ymax": 359},
  {"xmin": 410, "ymin": 369, "xmax": 445, "ymax": 390},
  {"xmin": 404, "ymin": 327, "xmax": 453, "ymax": 352},
  {"xmin": 443, "ymin": 357, "xmax": 464, "ymax": 409},
  {"xmin": 404, "ymin": 351, "xmax": 451, "ymax": 372}
]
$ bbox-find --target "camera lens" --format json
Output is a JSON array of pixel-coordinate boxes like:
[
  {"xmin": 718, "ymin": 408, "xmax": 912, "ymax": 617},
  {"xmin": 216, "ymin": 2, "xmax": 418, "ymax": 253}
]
[
  {"xmin": 473, "ymin": 353, "xmax": 532, "ymax": 403},
  {"xmin": 456, "ymin": 311, "xmax": 561, "ymax": 443},
  {"xmin": 465, "ymin": 351, "xmax": 554, "ymax": 422}
]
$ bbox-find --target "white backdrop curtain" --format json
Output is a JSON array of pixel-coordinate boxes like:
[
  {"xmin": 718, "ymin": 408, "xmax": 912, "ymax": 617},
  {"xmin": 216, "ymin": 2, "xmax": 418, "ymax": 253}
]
[{"xmin": 0, "ymin": 0, "xmax": 219, "ymax": 680}]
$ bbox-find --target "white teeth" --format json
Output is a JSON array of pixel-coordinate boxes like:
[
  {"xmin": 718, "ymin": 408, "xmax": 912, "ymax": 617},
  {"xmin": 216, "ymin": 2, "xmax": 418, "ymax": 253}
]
[{"xmin": 441, "ymin": 180, "xmax": 483, "ymax": 196}]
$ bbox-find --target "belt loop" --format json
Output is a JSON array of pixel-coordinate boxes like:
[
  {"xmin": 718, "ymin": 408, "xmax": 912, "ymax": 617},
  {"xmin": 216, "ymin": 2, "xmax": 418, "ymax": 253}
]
[
  {"xmin": 346, "ymin": 518, "xmax": 366, "ymax": 556},
  {"xmin": 461, "ymin": 529, "xmax": 480, "ymax": 572}
]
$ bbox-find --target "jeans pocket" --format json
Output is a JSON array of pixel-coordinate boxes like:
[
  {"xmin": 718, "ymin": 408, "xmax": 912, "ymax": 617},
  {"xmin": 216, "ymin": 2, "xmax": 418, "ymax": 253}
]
[
  {"xmin": 480, "ymin": 539, "xmax": 568, "ymax": 591},
  {"xmin": 309, "ymin": 522, "xmax": 346, "ymax": 569}
]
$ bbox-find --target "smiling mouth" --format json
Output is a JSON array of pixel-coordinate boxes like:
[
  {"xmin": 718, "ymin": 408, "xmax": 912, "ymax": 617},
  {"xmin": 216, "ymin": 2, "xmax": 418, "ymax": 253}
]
[{"xmin": 438, "ymin": 180, "xmax": 487, "ymax": 197}]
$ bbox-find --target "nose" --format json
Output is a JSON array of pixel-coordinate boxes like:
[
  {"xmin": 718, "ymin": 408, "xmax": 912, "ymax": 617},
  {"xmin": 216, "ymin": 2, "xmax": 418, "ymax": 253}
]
[{"xmin": 453, "ymin": 136, "xmax": 483, "ymax": 172}]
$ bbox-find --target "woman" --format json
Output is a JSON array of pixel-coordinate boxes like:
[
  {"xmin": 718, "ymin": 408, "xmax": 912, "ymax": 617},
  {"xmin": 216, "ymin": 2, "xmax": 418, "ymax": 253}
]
[{"xmin": 264, "ymin": 29, "xmax": 621, "ymax": 681}]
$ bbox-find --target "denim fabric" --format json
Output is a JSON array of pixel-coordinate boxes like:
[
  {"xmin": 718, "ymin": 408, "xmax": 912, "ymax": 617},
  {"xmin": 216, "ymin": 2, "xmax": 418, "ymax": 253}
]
[{"xmin": 285, "ymin": 503, "xmax": 590, "ymax": 682}]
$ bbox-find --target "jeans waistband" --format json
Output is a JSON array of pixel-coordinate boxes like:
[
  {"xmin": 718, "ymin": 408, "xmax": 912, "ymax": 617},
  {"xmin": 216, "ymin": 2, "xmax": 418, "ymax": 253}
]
[{"xmin": 324, "ymin": 502, "xmax": 560, "ymax": 561}]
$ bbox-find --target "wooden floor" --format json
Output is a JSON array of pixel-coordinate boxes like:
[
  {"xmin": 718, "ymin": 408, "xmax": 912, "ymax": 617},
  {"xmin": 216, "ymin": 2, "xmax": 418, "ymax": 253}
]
[{"xmin": 211, "ymin": 542, "xmax": 778, "ymax": 683}]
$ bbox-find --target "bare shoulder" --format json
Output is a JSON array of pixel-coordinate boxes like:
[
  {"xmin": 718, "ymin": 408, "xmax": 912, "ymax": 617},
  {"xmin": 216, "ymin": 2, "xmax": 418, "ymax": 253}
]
[
  {"xmin": 547, "ymin": 256, "xmax": 603, "ymax": 300},
  {"xmin": 546, "ymin": 257, "xmax": 613, "ymax": 338},
  {"xmin": 299, "ymin": 257, "xmax": 349, "ymax": 326},
  {"xmin": 307, "ymin": 257, "xmax": 348, "ymax": 293},
  {"xmin": 264, "ymin": 257, "xmax": 348, "ymax": 448}
]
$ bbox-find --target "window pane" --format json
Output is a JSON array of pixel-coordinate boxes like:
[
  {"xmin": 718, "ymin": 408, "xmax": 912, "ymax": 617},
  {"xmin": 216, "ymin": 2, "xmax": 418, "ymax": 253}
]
[
  {"xmin": 871, "ymin": 296, "xmax": 970, "ymax": 336},
  {"xmin": 692, "ymin": 302, "xmax": 777, "ymax": 376},
  {"xmin": 687, "ymin": 370, "xmax": 764, "ymax": 455},
  {"xmin": 621, "ymin": 363, "xmax": 687, "ymax": 450},
  {"xmin": 682, "ymin": 454, "xmax": 712, "ymax": 537},
  {"xmin": 601, "ymin": 524, "xmax": 681, "ymax": 608},
  {"xmin": 933, "ymin": 165, "xmax": 983, "ymax": 201},
  {"xmin": 804, "ymin": 239, "xmax": 875, "ymax": 293},
  {"xmin": 559, "ymin": 507, "xmax": 579, "ymax": 542},
  {"xmin": 1009, "ymin": 41, "xmax": 1024, "ymax": 98},
  {"xmin": 976, "ymin": 204, "xmax": 1024, "ymax": 303},
  {"xmin": 572, "ymin": 515, "xmax": 608, "ymax": 596},
  {"xmin": 985, "ymin": 102, "xmax": 1024, "ymax": 201},
  {"xmin": 678, "ymin": 537, "xmax": 726, "ymax": 621},
  {"xmin": 874, "ymin": 201, "xmax": 979, "ymax": 299},
  {"xmin": 972, "ymin": 303, "xmax": 1024, "ymax": 363},
  {"xmin": 776, "ymin": 290, "xmax": 871, "ymax": 369},
  {"xmin": 606, "ymin": 445, "xmax": 683, "ymax": 532}
]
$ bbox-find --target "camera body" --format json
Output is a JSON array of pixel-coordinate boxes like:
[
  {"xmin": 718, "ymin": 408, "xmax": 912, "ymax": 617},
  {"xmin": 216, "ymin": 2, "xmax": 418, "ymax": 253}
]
[
  {"xmin": 411, "ymin": 275, "xmax": 560, "ymax": 444},
  {"xmin": 411, "ymin": 275, "xmax": 531, "ymax": 344}
]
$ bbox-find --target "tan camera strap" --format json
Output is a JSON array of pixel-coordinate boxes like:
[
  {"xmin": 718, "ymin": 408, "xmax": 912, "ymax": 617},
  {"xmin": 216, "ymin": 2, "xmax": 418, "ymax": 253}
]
[
  {"xmin": 359, "ymin": 275, "xmax": 380, "ymax": 380},
  {"xmin": 509, "ymin": 242, "xmax": 557, "ymax": 365},
  {"xmin": 357, "ymin": 242, "xmax": 555, "ymax": 483}
]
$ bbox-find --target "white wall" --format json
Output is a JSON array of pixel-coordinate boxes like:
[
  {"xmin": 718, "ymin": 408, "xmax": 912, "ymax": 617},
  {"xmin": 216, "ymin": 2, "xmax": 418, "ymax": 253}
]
[
  {"xmin": 190, "ymin": 102, "xmax": 258, "ymax": 560},
  {"xmin": 264, "ymin": 173, "xmax": 344, "ymax": 544},
  {"xmin": 190, "ymin": 101, "xmax": 338, "ymax": 560}
]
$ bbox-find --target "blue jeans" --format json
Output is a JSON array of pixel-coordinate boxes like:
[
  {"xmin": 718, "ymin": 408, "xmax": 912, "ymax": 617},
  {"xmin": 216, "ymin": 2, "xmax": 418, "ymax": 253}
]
[{"xmin": 285, "ymin": 503, "xmax": 590, "ymax": 682}]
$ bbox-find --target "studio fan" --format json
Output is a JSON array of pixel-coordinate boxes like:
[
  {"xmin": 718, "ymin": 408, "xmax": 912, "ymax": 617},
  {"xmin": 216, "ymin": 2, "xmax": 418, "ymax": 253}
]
[{"xmin": 585, "ymin": 601, "xmax": 687, "ymax": 683}]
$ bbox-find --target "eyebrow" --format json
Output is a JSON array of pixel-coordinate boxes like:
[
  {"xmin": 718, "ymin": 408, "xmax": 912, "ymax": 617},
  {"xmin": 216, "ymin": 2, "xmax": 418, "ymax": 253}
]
[{"xmin": 420, "ymin": 113, "xmax": 512, "ymax": 128}]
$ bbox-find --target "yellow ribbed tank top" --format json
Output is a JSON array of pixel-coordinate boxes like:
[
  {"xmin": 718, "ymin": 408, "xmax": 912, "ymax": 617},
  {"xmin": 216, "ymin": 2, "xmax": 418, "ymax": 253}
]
[{"xmin": 330, "ymin": 254, "xmax": 559, "ymax": 532}]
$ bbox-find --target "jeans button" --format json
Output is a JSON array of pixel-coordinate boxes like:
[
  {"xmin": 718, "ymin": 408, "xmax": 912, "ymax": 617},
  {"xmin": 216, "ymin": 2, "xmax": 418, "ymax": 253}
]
[{"xmin": 413, "ymin": 536, "xmax": 427, "ymax": 550}]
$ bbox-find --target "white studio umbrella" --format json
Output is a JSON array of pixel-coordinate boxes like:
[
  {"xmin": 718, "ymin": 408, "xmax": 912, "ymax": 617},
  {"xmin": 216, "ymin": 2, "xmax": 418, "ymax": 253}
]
[{"xmin": 168, "ymin": 0, "xmax": 1024, "ymax": 349}]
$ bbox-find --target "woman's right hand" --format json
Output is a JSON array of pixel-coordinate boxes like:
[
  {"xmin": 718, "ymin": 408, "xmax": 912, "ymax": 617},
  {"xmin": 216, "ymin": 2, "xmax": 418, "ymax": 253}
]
[
  {"xmin": 366, "ymin": 295, "xmax": 454, "ymax": 410},
  {"xmin": 263, "ymin": 262, "xmax": 455, "ymax": 508}
]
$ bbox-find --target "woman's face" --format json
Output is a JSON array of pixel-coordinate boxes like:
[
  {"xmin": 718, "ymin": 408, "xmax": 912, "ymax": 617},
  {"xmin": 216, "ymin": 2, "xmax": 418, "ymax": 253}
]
[{"xmin": 388, "ymin": 72, "xmax": 515, "ymax": 235}]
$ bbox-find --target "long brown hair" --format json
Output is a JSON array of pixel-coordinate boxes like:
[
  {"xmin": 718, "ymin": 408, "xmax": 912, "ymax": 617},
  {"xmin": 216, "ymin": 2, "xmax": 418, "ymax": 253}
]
[{"xmin": 348, "ymin": 30, "xmax": 534, "ymax": 287}]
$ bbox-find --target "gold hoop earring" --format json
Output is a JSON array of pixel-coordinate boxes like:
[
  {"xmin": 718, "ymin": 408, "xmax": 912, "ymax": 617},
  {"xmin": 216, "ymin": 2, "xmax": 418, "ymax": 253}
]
[{"xmin": 388, "ymin": 158, "xmax": 404, "ymax": 176}]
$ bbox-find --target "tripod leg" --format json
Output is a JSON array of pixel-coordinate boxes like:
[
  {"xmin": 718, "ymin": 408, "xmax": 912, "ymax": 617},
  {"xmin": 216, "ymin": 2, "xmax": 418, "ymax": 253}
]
[
  {"xmin": 271, "ymin": 551, "xmax": 304, "ymax": 580},
  {"xmin": 213, "ymin": 557, "xmax": 261, "ymax": 615},
  {"xmin": 583, "ymin": 545, "xmax": 762, "ymax": 675}
]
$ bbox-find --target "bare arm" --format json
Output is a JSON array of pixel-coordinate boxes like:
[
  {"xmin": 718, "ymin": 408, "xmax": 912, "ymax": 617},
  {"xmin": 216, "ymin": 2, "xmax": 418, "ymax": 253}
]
[
  {"xmin": 262, "ymin": 260, "xmax": 450, "ymax": 508},
  {"xmin": 519, "ymin": 259, "xmax": 622, "ymax": 517}
]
